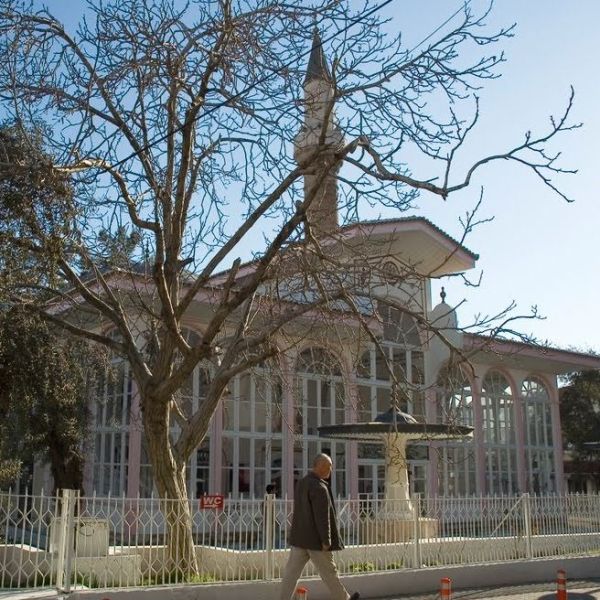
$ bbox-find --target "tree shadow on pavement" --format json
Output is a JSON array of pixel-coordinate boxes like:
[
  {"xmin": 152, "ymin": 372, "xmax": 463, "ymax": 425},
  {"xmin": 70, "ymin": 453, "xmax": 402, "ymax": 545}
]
[{"xmin": 539, "ymin": 594, "xmax": 596, "ymax": 600}]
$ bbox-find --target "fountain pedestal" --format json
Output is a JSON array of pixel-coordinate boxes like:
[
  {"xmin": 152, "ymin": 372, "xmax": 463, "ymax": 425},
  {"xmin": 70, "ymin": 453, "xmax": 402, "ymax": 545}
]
[
  {"xmin": 318, "ymin": 407, "xmax": 473, "ymax": 544},
  {"xmin": 360, "ymin": 436, "xmax": 439, "ymax": 542},
  {"xmin": 359, "ymin": 516, "xmax": 438, "ymax": 543}
]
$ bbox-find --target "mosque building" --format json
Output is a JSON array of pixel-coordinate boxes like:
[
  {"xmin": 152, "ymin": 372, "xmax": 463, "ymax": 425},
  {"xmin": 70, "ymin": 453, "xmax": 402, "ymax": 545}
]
[{"xmin": 36, "ymin": 30, "xmax": 600, "ymax": 500}]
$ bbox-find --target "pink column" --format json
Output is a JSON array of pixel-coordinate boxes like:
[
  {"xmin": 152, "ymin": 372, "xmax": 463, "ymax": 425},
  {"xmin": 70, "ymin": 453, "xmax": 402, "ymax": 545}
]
[
  {"xmin": 472, "ymin": 371, "xmax": 486, "ymax": 495},
  {"xmin": 512, "ymin": 375, "xmax": 528, "ymax": 492},
  {"xmin": 345, "ymin": 373, "xmax": 359, "ymax": 499},
  {"xmin": 425, "ymin": 387, "xmax": 439, "ymax": 497},
  {"xmin": 126, "ymin": 377, "xmax": 142, "ymax": 498},
  {"xmin": 549, "ymin": 379, "xmax": 565, "ymax": 494},
  {"xmin": 210, "ymin": 405, "xmax": 223, "ymax": 494},
  {"xmin": 280, "ymin": 354, "xmax": 296, "ymax": 499},
  {"xmin": 83, "ymin": 392, "xmax": 96, "ymax": 495}
]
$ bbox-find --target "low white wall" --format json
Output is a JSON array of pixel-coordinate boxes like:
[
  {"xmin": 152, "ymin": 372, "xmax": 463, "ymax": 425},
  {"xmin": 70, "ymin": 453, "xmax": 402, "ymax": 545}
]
[
  {"xmin": 68, "ymin": 555, "xmax": 600, "ymax": 600},
  {"xmin": 4, "ymin": 530, "xmax": 600, "ymax": 587},
  {"xmin": 193, "ymin": 532, "xmax": 600, "ymax": 578}
]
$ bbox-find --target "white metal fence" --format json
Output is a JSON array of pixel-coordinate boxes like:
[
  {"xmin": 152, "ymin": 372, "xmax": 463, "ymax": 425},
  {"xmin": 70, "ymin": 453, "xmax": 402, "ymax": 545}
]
[{"xmin": 2, "ymin": 490, "xmax": 600, "ymax": 591}]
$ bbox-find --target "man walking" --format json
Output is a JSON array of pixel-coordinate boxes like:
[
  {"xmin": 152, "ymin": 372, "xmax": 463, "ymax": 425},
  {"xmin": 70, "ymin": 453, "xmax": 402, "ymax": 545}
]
[{"xmin": 280, "ymin": 453, "xmax": 359, "ymax": 600}]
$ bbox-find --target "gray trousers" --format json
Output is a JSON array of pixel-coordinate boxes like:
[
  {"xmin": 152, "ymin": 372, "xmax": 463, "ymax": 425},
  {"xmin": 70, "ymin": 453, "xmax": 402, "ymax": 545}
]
[{"xmin": 279, "ymin": 546, "xmax": 349, "ymax": 600}]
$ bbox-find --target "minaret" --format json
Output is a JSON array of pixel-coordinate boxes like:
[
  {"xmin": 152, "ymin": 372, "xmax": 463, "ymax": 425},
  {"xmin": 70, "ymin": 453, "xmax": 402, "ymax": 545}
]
[{"xmin": 294, "ymin": 28, "xmax": 344, "ymax": 237}]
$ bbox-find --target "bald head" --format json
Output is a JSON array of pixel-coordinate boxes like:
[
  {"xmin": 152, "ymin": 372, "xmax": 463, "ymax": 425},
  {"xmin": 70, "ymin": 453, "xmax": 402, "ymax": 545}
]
[{"xmin": 312, "ymin": 453, "xmax": 333, "ymax": 479}]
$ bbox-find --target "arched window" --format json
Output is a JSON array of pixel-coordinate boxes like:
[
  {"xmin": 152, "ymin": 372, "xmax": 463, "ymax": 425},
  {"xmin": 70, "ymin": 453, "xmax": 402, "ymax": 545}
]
[
  {"xmin": 382, "ymin": 260, "xmax": 401, "ymax": 285},
  {"xmin": 481, "ymin": 371, "xmax": 517, "ymax": 495},
  {"xmin": 92, "ymin": 329, "xmax": 131, "ymax": 496},
  {"xmin": 522, "ymin": 377, "xmax": 555, "ymax": 493},
  {"xmin": 295, "ymin": 347, "xmax": 346, "ymax": 497},
  {"xmin": 354, "ymin": 303, "xmax": 426, "ymax": 498},
  {"xmin": 436, "ymin": 364, "xmax": 476, "ymax": 496},
  {"xmin": 222, "ymin": 362, "xmax": 283, "ymax": 498}
]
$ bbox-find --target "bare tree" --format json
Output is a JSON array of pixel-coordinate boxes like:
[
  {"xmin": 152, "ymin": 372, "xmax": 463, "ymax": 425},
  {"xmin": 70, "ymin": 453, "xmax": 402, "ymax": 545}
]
[{"xmin": 0, "ymin": 0, "xmax": 577, "ymax": 575}]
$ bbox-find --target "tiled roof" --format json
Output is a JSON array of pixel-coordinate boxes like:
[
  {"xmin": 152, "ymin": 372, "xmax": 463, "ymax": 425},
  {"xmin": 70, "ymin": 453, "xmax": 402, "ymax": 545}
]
[
  {"xmin": 465, "ymin": 332, "xmax": 600, "ymax": 363},
  {"xmin": 340, "ymin": 216, "xmax": 479, "ymax": 260},
  {"xmin": 208, "ymin": 215, "xmax": 479, "ymax": 282}
]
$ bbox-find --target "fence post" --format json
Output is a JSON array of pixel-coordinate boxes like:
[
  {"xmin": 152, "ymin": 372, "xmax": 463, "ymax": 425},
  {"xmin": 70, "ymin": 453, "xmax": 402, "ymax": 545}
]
[
  {"xmin": 55, "ymin": 489, "xmax": 77, "ymax": 593},
  {"xmin": 264, "ymin": 493, "xmax": 275, "ymax": 581},
  {"xmin": 412, "ymin": 493, "xmax": 421, "ymax": 569},
  {"xmin": 522, "ymin": 492, "xmax": 533, "ymax": 559}
]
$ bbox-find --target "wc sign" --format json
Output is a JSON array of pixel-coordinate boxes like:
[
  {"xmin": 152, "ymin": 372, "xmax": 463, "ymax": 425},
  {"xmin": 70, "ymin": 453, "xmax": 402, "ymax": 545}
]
[{"xmin": 200, "ymin": 494, "xmax": 224, "ymax": 510}]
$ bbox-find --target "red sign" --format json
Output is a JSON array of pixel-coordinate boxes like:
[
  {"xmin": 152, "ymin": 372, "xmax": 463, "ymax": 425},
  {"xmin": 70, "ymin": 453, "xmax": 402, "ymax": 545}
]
[{"xmin": 200, "ymin": 494, "xmax": 224, "ymax": 510}]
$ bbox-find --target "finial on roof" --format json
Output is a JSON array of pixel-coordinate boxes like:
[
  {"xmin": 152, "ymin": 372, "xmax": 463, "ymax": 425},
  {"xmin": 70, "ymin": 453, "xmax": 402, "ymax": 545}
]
[
  {"xmin": 304, "ymin": 27, "xmax": 331, "ymax": 85},
  {"xmin": 440, "ymin": 287, "xmax": 447, "ymax": 303}
]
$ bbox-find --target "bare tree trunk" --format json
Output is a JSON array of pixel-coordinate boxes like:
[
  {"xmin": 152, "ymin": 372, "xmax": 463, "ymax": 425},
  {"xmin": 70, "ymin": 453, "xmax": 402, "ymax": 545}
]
[{"xmin": 143, "ymin": 394, "xmax": 199, "ymax": 579}]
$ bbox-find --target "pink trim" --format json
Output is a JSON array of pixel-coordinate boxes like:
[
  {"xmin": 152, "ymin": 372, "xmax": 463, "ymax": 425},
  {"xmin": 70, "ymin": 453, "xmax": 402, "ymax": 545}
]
[
  {"xmin": 549, "ymin": 381, "xmax": 565, "ymax": 494},
  {"xmin": 280, "ymin": 354, "xmax": 296, "ymax": 500},
  {"xmin": 512, "ymin": 378, "xmax": 527, "ymax": 492},
  {"xmin": 126, "ymin": 377, "xmax": 142, "ymax": 498},
  {"xmin": 83, "ymin": 394, "xmax": 95, "ymax": 495},
  {"xmin": 471, "ymin": 373, "xmax": 486, "ymax": 494},
  {"xmin": 345, "ymin": 372, "xmax": 360, "ymax": 499},
  {"xmin": 464, "ymin": 334, "xmax": 600, "ymax": 371},
  {"xmin": 425, "ymin": 387, "xmax": 439, "ymax": 497},
  {"xmin": 210, "ymin": 405, "xmax": 223, "ymax": 494}
]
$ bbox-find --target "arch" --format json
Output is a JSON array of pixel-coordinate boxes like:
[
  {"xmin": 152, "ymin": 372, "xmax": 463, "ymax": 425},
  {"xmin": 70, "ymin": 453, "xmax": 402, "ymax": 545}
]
[
  {"xmin": 382, "ymin": 260, "xmax": 401, "ymax": 285},
  {"xmin": 353, "ymin": 307, "xmax": 428, "ymax": 498},
  {"xmin": 522, "ymin": 376, "xmax": 555, "ymax": 493},
  {"xmin": 221, "ymin": 359, "xmax": 285, "ymax": 498},
  {"xmin": 435, "ymin": 362, "xmax": 477, "ymax": 496},
  {"xmin": 436, "ymin": 362, "xmax": 474, "ymax": 427},
  {"xmin": 480, "ymin": 369, "xmax": 518, "ymax": 495},
  {"xmin": 293, "ymin": 345, "xmax": 346, "ymax": 496},
  {"xmin": 91, "ymin": 327, "xmax": 131, "ymax": 496},
  {"xmin": 378, "ymin": 301, "xmax": 421, "ymax": 347},
  {"xmin": 296, "ymin": 346, "xmax": 343, "ymax": 376}
]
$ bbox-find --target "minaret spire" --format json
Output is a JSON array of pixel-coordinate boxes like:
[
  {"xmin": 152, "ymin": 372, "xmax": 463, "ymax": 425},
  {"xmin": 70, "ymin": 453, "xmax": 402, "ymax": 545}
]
[
  {"xmin": 294, "ymin": 27, "xmax": 344, "ymax": 237},
  {"xmin": 305, "ymin": 27, "xmax": 331, "ymax": 85}
]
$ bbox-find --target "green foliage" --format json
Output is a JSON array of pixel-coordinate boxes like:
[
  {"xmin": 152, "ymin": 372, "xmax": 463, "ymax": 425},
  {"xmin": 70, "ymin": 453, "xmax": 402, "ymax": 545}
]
[
  {"xmin": 348, "ymin": 562, "xmax": 375, "ymax": 573},
  {"xmin": 0, "ymin": 308, "xmax": 107, "ymax": 491},
  {"xmin": 0, "ymin": 123, "xmax": 76, "ymax": 297},
  {"xmin": 560, "ymin": 370, "xmax": 600, "ymax": 456}
]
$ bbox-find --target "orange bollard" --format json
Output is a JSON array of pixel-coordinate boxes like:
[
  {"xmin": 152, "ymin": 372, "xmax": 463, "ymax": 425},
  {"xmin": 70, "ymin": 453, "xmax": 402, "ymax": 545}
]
[
  {"xmin": 294, "ymin": 586, "xmax": 308, "ymax": 600},
  {"xmin": 556, "ymin": 569, "xmax": 567, "ymax": 600},
  {"xmin": 440, "ymin": 577, "xmax": 452, "ymax": 600}
]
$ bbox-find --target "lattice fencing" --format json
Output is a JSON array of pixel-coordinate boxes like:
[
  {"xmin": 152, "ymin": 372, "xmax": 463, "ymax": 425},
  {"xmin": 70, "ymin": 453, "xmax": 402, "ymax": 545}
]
[{"xmin": 2, "ymin": 490, "xmax": 600, "ymax": 591}]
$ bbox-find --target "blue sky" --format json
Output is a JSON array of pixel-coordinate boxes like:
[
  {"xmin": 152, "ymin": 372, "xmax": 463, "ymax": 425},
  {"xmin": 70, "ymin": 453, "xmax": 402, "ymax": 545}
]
[
  {"xmin": 374, "ymin": 0, "xmax": 600, "ymax": 353},
  {"xmin": 29, "ymin": 1, "xmax": 600, "ymax": 353}
]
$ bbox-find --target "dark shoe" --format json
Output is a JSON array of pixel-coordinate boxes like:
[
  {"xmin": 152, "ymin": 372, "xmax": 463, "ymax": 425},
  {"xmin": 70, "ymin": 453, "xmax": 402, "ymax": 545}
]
[{"xmin": 349, "ymin": 593, "xmax": 360, "ymax": 600}]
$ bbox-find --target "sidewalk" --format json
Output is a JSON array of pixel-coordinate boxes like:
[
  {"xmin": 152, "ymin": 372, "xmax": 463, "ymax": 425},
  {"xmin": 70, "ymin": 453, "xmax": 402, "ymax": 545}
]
[{"xmin": 380, "ymin": 578, "xmax": 600, "ymax": 599}]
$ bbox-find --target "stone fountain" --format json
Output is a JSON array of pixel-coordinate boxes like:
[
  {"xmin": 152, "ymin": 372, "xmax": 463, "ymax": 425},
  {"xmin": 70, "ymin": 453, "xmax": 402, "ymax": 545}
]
[{"xmin": 319, "ymin": 407, "xmax": 473, "ymax": 542}]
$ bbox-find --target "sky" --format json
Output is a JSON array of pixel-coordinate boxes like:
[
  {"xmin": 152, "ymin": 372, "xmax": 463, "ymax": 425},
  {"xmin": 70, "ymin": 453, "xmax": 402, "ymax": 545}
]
[
  {"xmin": 373, "ymin": 0, "xmax": 600, "ymax": 354},
  {"xmin": 23, "ymin": 0, "xmax": 600, "ymax": 354}
]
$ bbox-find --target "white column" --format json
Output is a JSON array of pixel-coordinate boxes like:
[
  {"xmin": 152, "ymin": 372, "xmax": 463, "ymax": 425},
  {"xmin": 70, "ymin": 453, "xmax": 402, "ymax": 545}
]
[{"xmin": 383, "ymin": 434, "xmax": 413, "ymax": 518}]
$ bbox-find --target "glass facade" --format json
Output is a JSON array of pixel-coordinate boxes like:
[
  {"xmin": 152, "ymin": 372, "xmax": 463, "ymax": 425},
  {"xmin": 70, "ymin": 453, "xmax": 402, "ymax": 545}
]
[
  {"xmin": 436, "ymin": 365, "xmax": 476, "ymax": 496},
  {"xmin": 294, "ymin": 348, "xmax": 346, "ymax": 497},
  {"xmin": 93, "ymin": 358, "xmax": 131, "ymax": 496},
  {"xmin": 481, "ymin": 371, "xmax": 518, "ymax": 495},
  {"xmin": 222, "ymin": 365, "xmax": 283, "ymax": 497},
  {"xmin": 87, "ymin": 326, "xmax": 562, "ymax": 499},
  {"xmin": 355, "ymin": 303, "xmax": 425, "ymax": 498},
  {"xmin": 522, "ymin": 377, "xmax": 555, "ymax": 493}
]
